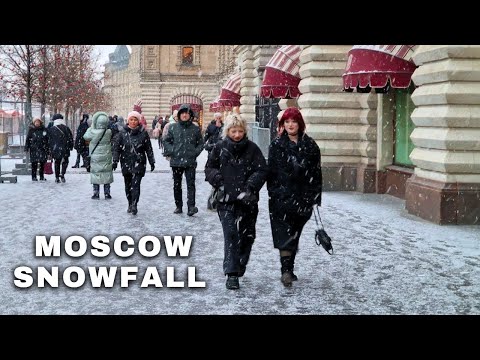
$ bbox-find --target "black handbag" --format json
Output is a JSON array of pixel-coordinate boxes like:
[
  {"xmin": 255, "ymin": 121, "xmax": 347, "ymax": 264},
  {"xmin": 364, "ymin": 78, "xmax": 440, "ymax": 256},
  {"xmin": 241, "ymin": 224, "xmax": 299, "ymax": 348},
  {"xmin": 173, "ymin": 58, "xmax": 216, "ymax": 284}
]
[{"xmin": 313, "ymin": 205, "xmax": 333, "ymax": 255}]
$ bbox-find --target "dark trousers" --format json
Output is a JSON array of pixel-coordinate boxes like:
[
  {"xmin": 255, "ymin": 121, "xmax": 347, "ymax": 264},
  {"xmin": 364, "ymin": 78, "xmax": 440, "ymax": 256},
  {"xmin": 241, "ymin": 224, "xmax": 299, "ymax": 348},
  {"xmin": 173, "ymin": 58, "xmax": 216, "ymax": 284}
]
[
  {"xmin": 75, "ymin": 151, "xmax": 88, "ymax": 166},
  {"xmin": 158, "ymin": 136, "xmax": 163, "ymax": 150},
  {"xmin": 93, "ymin": 183, "xmax": 111, "ymax": 195},
  {"xmin": 31, "ymin": 161, "xmax": 45, "ymax": 179},
  {"xmin": 172, "ymin": 166, "xmax": 196, "ymax": 208},
  {"xmin": 54, "ymin": 156, "xmax": 69, "ymax": 178},
  {"xmin": 123, "ymin": 173, "xmax": 143, "ymax": 206},
  {"xmin": 217, "ymin": 203, "xmax": 259, "ymax": 275}
]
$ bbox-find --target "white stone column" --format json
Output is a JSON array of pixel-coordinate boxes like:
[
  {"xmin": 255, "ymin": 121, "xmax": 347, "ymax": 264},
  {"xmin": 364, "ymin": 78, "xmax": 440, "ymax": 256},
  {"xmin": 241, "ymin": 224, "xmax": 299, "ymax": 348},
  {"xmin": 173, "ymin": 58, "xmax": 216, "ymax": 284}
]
[
  {"xmin": 297, "ymin": 45, "xmax": 378, "ymax": 192},
  {"xmin": 406, "ymin": 45, "xmax": 480, "ymax": 224},
  {"xmin": 235, "ymin": 46, "xmax": 256, "ymax": 123}
]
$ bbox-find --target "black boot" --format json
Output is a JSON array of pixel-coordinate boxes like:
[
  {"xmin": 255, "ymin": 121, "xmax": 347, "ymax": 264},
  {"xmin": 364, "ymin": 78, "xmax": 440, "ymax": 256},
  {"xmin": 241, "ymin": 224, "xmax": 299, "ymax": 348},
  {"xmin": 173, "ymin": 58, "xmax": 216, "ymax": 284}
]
[
  {"xmin": 173, "ymin": 207, "xmax": 183, "ymax": 214},
  {"xmin": 226, "ymin": 274, "xmax": 240, "ymax": 290},
  {"xmin": 187, "ymin": 206, "xmax": 198, "ymax": 216},
  {"xmin": 291, "ymin": 252, "xmax": 298, "ymax": 281},
  {"xmin": 92, "ymin": 184, "xmax": 100, "ymax": 199},
  {"xmin": 280, "ymin": 256, "xmax": 294, "ymax": 287},
  {"xmin": 131, "ymin": 201, "xmax": 138, "ymax": 215},
  {"xmin": 104, "ymin": 184, "xmax": 112, "ymax": 199},
  {"xmin": 127, "ymin": 202, "xmax": 132, "ymax": 213}
]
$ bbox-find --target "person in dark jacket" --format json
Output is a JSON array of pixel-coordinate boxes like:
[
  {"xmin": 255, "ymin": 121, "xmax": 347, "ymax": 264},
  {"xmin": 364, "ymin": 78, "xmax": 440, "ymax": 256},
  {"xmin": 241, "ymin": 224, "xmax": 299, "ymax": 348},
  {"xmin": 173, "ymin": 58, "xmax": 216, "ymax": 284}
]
[
  {"xmin": 112, "ymin": 111, "xmax": 155, "ymax": 215},
  {"xmin": 72, "ymin": 113, "xmax": 90, "ymax": 168},
  {"xmin": 163, "ymin": 104, "xmax": 204, "ymax": 216},
  {"xmin": 47, "ymin": 113, "xmax": 74, "ymax": 183},
  {"xmin": 25, "ymin": 118, "xmax": 49, "ymax": 181},
  {"xmin": 204, "ymin": 112, "xmax": 224, "ymax": 210},
  {"xmin": 204, "ymin": 112, "xmax": 224, "ymax": 153},
  {"xmin": 205, "ymin": 113, "xmax": 268, "ymax": 290},
  {"xmin": 267, "ymin": 107, "xmax": 322, "ymax": 287}
]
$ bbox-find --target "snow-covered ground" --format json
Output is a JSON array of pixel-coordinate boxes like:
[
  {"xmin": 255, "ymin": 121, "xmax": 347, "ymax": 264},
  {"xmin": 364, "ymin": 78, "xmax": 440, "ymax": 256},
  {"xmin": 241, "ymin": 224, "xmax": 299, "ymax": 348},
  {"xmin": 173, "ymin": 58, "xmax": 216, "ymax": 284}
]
[{"xmin": 0, "ymin": 140, "xmax": 479, "ymax": 314}]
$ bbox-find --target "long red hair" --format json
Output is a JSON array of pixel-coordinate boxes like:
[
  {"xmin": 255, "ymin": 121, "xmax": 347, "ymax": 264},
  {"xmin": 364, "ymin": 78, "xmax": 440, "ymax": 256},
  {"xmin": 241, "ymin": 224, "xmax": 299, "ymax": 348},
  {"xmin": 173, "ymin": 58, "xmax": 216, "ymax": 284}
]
[{"xmin": 277, "ymin": 107, "xmax": 306, "ymax": 135}]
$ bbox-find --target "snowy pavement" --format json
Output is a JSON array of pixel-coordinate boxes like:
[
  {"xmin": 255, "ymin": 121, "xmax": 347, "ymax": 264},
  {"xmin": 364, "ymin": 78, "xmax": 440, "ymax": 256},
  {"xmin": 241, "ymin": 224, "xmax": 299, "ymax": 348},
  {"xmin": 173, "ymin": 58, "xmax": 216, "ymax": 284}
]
[{"xmin": 0, "ymin": 140, "xmax": 479, "ymax": 314}]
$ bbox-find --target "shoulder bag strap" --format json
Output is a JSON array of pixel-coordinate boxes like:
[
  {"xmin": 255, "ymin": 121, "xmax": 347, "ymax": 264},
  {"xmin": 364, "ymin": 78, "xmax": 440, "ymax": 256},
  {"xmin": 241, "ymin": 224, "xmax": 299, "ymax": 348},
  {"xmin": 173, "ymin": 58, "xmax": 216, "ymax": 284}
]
[{"xmin": 90, "ymin": 128, "xmax": 107, "ymax": 156}]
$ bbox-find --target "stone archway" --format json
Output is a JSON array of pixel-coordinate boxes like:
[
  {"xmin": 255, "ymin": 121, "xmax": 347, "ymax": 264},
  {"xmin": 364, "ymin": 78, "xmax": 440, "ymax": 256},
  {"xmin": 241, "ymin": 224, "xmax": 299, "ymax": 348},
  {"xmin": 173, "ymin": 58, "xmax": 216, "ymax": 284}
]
[{"xmin": 170, "ymin": 88, "xmax": 208, "ymax": 129}]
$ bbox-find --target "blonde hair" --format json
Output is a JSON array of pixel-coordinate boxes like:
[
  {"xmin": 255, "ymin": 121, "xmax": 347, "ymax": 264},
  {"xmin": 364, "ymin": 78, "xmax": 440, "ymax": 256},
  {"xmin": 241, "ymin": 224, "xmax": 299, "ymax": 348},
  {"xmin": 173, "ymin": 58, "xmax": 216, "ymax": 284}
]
[{"xmin": 222, "ymin": 113, "xmax": 247, "ymax": 138}]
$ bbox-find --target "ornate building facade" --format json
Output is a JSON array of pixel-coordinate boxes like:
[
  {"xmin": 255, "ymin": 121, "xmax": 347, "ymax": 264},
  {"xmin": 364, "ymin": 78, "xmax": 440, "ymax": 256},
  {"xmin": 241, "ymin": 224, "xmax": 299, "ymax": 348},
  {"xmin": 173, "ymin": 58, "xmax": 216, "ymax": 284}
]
[{"xmin": 103, "ymin": 45, "xmax": 236, "ymax": 128}]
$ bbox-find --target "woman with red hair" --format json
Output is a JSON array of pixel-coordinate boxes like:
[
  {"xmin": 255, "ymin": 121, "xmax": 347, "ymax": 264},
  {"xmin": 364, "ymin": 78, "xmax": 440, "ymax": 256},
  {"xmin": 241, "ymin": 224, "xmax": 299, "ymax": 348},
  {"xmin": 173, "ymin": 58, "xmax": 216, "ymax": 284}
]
[{"xmin": 267, "ymin": 107, "xmax": 323, "ymax": 287}]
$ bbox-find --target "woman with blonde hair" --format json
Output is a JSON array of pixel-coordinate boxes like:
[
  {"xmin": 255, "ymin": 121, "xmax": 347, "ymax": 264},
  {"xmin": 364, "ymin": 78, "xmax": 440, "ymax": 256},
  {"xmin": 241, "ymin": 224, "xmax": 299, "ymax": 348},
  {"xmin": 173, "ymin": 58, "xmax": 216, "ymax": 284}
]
[{"xmin": 205, "ymin": 113, "xmax": 268, "ymax": 290}]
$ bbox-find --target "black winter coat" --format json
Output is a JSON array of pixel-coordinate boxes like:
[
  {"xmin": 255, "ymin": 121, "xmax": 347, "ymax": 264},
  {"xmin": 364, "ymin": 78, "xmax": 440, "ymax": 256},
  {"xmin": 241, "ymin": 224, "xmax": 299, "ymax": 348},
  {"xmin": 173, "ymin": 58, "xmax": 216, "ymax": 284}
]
[
  {"xmin": 47, "ymin": 124, "xmax": 74, "ymax": 159},
  {"xmin": 25, "ymin": 125, "xmax": 49, "ymax": 162},
  {"xmin": 203, "ymin": 120, "xmax": 223, "ymax": 153},
  {"xmin": 205, "ymin": 136, "xmax": 268, "ymax": 204},
  {"xmin": 112, "ymin": 125, "xmax": 155, "ymax": 177},
  {"xmin": 267, "ymin": 132, "xmax": 322, "ymax": 213},
  {"xmin": 163, "ymin": 120, "xmax": 204, "ymax": 168},
  {"xmin": 74, "ymin": 120, "xmax": 89, "ymax": 155}
]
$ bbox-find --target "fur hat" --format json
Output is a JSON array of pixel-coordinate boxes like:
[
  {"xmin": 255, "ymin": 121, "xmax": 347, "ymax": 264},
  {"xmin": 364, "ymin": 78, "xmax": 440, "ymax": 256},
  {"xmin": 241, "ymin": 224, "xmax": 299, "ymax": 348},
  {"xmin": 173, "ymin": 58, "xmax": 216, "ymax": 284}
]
[{"xmin": 52, "ymin": 113, "xmax": 64, "ymax": 121}]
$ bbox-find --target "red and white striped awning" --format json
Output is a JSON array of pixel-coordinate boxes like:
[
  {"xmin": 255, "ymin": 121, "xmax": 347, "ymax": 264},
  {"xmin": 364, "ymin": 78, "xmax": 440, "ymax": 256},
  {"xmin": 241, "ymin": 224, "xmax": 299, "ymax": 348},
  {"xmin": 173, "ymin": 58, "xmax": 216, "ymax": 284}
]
[
  {"xmin": 343, "ymin": 45, "xmax": 417, "ymax": 92},
  {"xmin": 171, "ymin": 94, "xmax": 203, "ymax": 112},
  {"xmin": 209, "ymin": 96, "xmax": 221, "ymax": 112},
  {"xmin": 217, "ymin": 72, "xmax": 241, "ymax": 109},
  {"xmin": 261, "ymin": 45, "xmax": 302, "ymax": 99}
]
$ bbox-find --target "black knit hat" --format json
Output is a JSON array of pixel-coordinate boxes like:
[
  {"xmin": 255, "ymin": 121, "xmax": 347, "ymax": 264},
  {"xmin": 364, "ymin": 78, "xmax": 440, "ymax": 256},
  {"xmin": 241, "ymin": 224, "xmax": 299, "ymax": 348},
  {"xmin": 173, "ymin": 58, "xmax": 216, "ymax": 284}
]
[{"xmin": 52, "ymin": 113, "xmax": 64, "ymax": 121}]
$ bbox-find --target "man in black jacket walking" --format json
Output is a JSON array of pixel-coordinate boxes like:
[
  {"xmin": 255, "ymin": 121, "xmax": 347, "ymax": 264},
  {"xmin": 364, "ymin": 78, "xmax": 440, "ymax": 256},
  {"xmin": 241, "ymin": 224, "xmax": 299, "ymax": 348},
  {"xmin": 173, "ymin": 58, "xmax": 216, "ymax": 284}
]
[{"xmin": 163, "ymin": 104, "xmax": 204, "ymax": 216}]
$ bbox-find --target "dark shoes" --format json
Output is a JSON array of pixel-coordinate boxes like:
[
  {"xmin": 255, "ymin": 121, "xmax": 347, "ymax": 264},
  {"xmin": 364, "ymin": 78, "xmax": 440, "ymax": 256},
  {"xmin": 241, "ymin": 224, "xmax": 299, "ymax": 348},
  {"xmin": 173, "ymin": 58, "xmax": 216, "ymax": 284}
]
[
  {"xmin": 39, "ymin": 177, "xmax": 46, "ymax": 181},
  {"xmin": 173, "ymin": 207, "xmax": 183, "ymax": 214},
  {"xmin": 226, "ymin": 275, "xmax": 240, "ymax": 290},
  {"xmin": 127, "ymin": 204, "xmax": 132, "ymax": 213},
  {"xmin": 91, "ymin": 193, "xmax": 100, "ymax": 200},
  {"xmin": 187, "ymin": 206, "xmax": 198, "ymax": 216},
  {"xmin": 72, "ymin": 165, "xmax": 79, "ymax": 168},
  {"xmin": 105, "ymin": 194, "xmax": 112, "ymax": 200},
  {"xmin": 32, "ymin": 177, "xmax": 38, "ymax": 181},
  {"xmin": 131, "ymin": 204, "xmax": 138, "ymax": 215},
  {"xmin": 281, "ymin": 271, "xmax": 294, "ymax": 287},
  {"xmin": 55, "ymin": 178, "xmax": 61, "ymax": 183},
  {"xmin": 60, "ymin": 176, "xmax": 66, "ymax": 183}
]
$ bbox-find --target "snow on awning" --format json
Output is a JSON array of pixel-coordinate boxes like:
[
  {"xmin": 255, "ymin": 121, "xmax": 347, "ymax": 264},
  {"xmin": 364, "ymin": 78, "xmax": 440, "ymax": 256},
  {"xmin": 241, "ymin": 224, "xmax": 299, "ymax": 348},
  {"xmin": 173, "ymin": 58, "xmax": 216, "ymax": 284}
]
[
  {"xmin": 261, "ymin": 45, "xmax": 302, "ymax": 99},
  {"xmin": 217, "ymin": 72, "xmax": 241, "ymax": 109},
  {"xmin": 343, "ymin": 45, "xmax": 417, "ymax": 92}
]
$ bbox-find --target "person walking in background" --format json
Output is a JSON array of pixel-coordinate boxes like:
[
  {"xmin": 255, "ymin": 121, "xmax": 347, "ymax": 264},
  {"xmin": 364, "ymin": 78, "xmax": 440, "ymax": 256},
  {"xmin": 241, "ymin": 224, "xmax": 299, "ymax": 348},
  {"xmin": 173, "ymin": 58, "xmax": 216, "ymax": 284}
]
[
  {"xmin": 72, "ymin": 113, "xmax": 89, "ymax": 168},
  {"xmin": 25, "ymin": 117, "xmax": 49, "ymax": 181},
  {"xmin": 47, "ymin": 113, "xmax": 74, "ymax": 183},
  {"xmin": 205, "ymin": 113, "xmax": 268, "ymax": 290},
  {"xmin": 267, "ymin": 107, "xmax": 323, "ymax": 287},
  {"xmin": 204, "ymin": 112, "xmax": 224, "ymax": 210},
  {"xmin": 163, "ymin": 104, "xmax": 204, "ymax": 216},
  {"xmin": 83, "ymin": 111, "xmax": 114, "ymax": 200},
  {"xmin": 161, "ymin": 110, "xmax": 178, "ymax": 145},
  {"xmin": 112, "ymin": 111, "xmax": 155, "ymax": 215}
]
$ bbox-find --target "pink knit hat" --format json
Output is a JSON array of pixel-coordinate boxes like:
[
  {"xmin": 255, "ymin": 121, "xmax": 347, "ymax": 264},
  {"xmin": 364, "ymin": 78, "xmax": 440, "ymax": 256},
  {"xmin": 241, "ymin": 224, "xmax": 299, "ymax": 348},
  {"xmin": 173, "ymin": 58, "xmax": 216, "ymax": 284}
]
[{"xmin": 127, "ymin": 111, "xmax": 142, "ymax": 121}]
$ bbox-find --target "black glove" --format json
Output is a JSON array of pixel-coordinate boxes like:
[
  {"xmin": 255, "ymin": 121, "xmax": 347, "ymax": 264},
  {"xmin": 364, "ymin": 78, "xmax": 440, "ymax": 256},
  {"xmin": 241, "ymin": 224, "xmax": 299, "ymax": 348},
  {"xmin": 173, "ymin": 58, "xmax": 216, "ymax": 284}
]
[
  {"xmin": 112, "ymin": 162, "xmax": 118, "ymax": 171},
  {"xmin": 150, "ymin": 164, "xmax": 155, "ymax": 172}
]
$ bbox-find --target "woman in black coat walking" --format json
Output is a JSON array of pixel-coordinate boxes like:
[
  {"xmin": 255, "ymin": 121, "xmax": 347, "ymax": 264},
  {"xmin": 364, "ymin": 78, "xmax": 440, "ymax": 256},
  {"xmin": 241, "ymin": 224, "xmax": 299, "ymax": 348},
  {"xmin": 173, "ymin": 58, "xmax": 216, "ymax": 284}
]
[
  {"xmin": 47, "ymin": 113, "xmax": 74, "ymax": 183},
  {"xmin": 112, "ymin": 111, "xmax": 155, "ymax": 215},
  {"xmin": 205, "ymin": 113, "xmax": 268, "ymax": 290},
  {"xmin": 25, "ymin": 118, "xmax": 50, "ymax": 181},
  {"xmin": 267, "ymin": 107, "xmax": 322, "ymax": 287}
]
